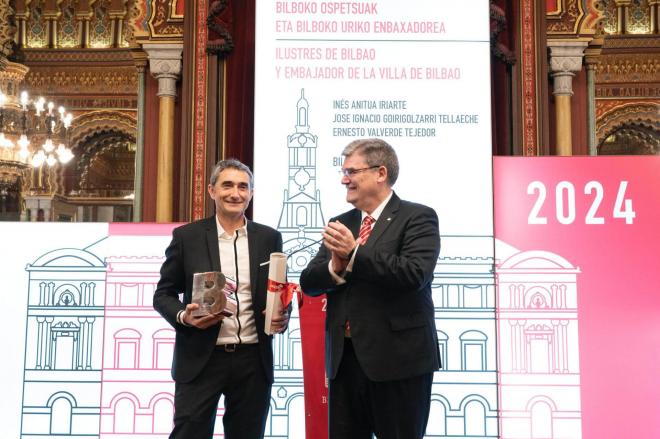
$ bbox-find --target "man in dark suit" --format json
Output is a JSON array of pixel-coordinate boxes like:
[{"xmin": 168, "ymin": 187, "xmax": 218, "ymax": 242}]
[
  {"xmin": 300, "ymin": 138, "xmax": 441, "ymax": 439},
  {"xmin": 154, "ymin": 159, "xmax": 289, "ymax": 439}
]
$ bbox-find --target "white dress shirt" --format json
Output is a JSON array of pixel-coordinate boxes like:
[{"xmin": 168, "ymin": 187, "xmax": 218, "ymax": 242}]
[{"xmin": 215, "ymin": 216, "xmax": 258, "ymax": 345}]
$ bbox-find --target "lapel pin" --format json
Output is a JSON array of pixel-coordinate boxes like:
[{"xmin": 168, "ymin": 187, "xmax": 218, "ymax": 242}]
[{"xmin": 387, "ymin": 217, "xmax": 391, "ymax": 221}]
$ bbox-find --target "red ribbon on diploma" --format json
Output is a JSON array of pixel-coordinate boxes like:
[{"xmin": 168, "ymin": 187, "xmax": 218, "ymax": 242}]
[{"xmin": 267, "ymin": 279, "xmax": 303, "ymax": 309}]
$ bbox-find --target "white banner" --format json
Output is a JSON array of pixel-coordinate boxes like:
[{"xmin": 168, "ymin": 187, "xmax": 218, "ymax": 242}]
[
  {"xmin": 254, "ymin": 0, "xmax": 492, "ymax": 237},
  {"xmin": 254, "ymin": 1, "xmax": 497, "ymax": 438}
]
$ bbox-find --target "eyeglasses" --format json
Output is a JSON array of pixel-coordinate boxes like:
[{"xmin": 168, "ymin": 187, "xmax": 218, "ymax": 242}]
[{"xmin": 339, "ymin": 165, "xmax": 381, "ymax": 177}]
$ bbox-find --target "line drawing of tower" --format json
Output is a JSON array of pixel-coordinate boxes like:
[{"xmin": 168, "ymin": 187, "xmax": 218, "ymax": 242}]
[
  {"xmin": 277, "ymin": 88, "xmax": 325, "ymax": 275},
  {"xmin": 429, "ymin": 235, "xmax": 499, "ymax": 438},
  {"xmin": 495, "ymin": 240, "xmax": 582, "ymax": 439},
  {"xmin": 265, "ymin": 88, "xmax": 327, "ymax": 439},
  {"xmin": 20, "ymin": 248, "xmax": 107, "ymax": 439}
]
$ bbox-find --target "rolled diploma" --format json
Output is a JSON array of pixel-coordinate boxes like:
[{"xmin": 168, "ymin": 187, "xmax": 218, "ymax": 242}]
[{"xmin": 264, "ymin": 252, "xmax": 287, "ymax": 335}]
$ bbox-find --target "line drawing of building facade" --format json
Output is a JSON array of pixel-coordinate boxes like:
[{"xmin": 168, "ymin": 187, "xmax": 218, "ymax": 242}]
[
  {"xmin": 98, "ymin": 252, "xmax": 175, "ymax": 438},
  {"xmin": 430, "ymin": 235, "xmax": 499, "ymax": 438},
  {"xmin": 90, "ymin": 232, "xmax": 307, "ymax": 439},
  {"xmin": 15, "ymin": 235, "xmax": 583, "ymax": 439},
  {"xmin": 20, "ymin": 248, "xmax": 107, "ymax": 439},
  {"xmin": 14, "ymin": 92, "xmax": 582, "ymax": 439},
  {"xmin": 495, "ymin": 240, "xmax": 582, "ymax": 439},
  {"xmin": 18, "ymin": 227, "xmax": 309, "ymax": 439}
]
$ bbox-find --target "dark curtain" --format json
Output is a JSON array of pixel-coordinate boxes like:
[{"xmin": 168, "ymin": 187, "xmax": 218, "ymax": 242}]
[{"xmin": 224, "ymin": 0, "xmax": 256, "ymax": 166}]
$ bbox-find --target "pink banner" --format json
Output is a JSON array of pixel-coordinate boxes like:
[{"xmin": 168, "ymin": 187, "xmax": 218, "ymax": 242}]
[{"xmin": 494, "ymin": 156, "xmax": 660, "ymax": 439}]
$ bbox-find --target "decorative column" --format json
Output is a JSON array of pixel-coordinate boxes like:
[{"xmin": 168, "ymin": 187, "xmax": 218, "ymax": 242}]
[
  {"xmin": 518, "ymin": 0, "xmax": 550, "ymax": 156},
  {"xmin": 144, "ymin": 44, "xmax": 183, "ymax": 222},
  {"xmin": 10, "ymin": 1, "xmax": 28, "ymax": 48},
  {"xmin": 584, "ymin": 38, "xmax": 603, "ymax": 156},
  {"xmin": 615, "ymin": 0, "xmax": 632, "ymax": 34},
  {"xmin": 131, "ymin": 50, "xmax": 148, "ymax": 221},
  {"xmin": 109, "ymin": 11, "xmax": 126, "ymax": 48},
  {"xmin": 77, "ymin": 11, "xmax": 92, "ymax": 48},
  {"xmin": 548, "ymin": 41, "xmax": 588, "ymax": 156},
  {"xmin": 650, "ymin": 0, "xmax": 660, "ymax": 34},
  {"xmin": 43, "ymin": 11, "xmax": 59, "ymax": 48}
]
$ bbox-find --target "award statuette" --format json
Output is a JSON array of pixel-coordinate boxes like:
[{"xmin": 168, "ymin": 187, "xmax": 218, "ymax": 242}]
[{"xmin": 191, "ymin": 271, "xmax": 237, "ymax": 318}]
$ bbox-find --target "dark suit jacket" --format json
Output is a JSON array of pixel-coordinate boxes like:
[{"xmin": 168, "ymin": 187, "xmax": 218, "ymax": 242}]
[
  {"xmin": 300, "ymin": 193, "xmax": 441, "ymax": 382},
  {"xmin": 153, "ymin": 216, "xmax": 283, "ymax": 384}
]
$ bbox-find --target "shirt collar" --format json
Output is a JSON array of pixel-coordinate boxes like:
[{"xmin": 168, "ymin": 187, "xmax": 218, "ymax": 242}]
[
  {"xmin": 215, "ymin": 215, "xmax": 248, "ymax": 239},
  {"xmin": 362, "ymin": 190, "xmax": 393, "ymax": 222}
]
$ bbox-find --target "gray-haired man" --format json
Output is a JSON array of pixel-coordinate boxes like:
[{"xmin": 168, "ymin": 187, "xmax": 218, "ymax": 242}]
[
  {"xmin": 301, "ymin": 139, "xmax": 441, "ymax": 439},
  {"xmin": 154, "ymin": 159, "xmax": 289, "ymax": 438}
]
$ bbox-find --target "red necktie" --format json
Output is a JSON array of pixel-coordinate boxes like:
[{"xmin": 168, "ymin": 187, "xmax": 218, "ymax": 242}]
[
  {"xmin": 358, "ymin": 215, "xmax": 375, "ymax": 244},
  {"xmin": 345, "ymin": 215, "xmax": 375, "ymax": 338}
]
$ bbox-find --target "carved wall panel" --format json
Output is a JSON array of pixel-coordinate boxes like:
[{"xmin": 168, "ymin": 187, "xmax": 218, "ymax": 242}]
[
  {"xmin": 147, "ymin": 0, "xmax": 184, "ymax": 39},
  {"xmin": 596, "ymin": 53, "xmax": 660, "ymax": 83},
  {"xmin": 594, "ymin": 0, "xmax": 659, "ymax": 156},
  {"xmin": 600, "ymin": 0, "xmax": 655, "ymax": 34},
  {"xmin": 23, "ymin": 64, "xmax": 138, "ymax": 111},
  {"xmin": 27, "ymin": 3, "xmax": 48, "ymax": 48},
  {"xmin": 598, "ymin": 124, "xmax": 659, "ymax": 154},
  {"xmin": 25, "ymin": 67, "xmax": 138, "ymax": 94},
  {"xmin": 547, "ymin": 0, "xmax": 589, "ymax": 35},
  {"xmin": 582, "ymin": 0, "xmax": 605, "ymax": 32},
  {"xmin": 595, "ymin": 102, "xmax": 660, "ymax": 145},
  {"xmin": 57, "ymin": 0, "xmax": 79, "ymax": 48},
  {"xmin": 18, "ymin": 0, "xmax": 132, "ymax": 48},
  {"xmin": 68, "ymin": 111, "xmax": 137, "ymax": 151},
  {"xmin": 89, "ymin": 0, "xmax": 115, "ymax": 47},
  {"xmin": 601, "ymin": 0, "xmax": 619, "ymax": 34},
  {"xmin": 0, "ymin": 0, "xmax": 16, "ymax": 68},
  {"xmin": 65, "ymin": 111, "xmax": 137, "ymax": 198},
  {"xmin": 77, "ymin": 133, "xmax": 135, "ymax": 196},
  {"xmin": 628, "ymin": 0, "xmax": 651, "ymax": 34},
  {"xmin": 127, "ymin": 0, "xmax": 149, "ymax": 39}
]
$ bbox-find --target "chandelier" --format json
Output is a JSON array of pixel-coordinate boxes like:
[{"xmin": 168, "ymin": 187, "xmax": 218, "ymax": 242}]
[{"xmin": 0, "ymin": 61, "xmax": 74, "ymax": 168}]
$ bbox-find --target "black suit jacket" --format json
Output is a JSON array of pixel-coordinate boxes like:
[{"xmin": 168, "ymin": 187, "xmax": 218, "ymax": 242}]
[
  {"xmin": 153, "ymin": 216, "xmax": 283, "ymax": 384},
  {"xmin": 300, "ymin": 193, "xmax": 441, "ymax": 382}
]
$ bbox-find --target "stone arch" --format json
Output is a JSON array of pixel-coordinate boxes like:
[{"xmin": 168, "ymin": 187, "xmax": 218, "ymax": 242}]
[
  {"xmin": 76, "ymin": 131, "xmax": 136, "ymax": 192},
  {"xmin": 66, "ymin": 111, "xmax": 136, "ymax": 150},
  {"xmin": 64, "ymin": 110, "xmax": 137, "ymax": 196},
  {"xmin": 599, "ymin": 124, "xmax": 659, "ymax": 155},
  {"xmin": 596, "ymin": 103, "xmax": 660, "ymax": 154}
]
